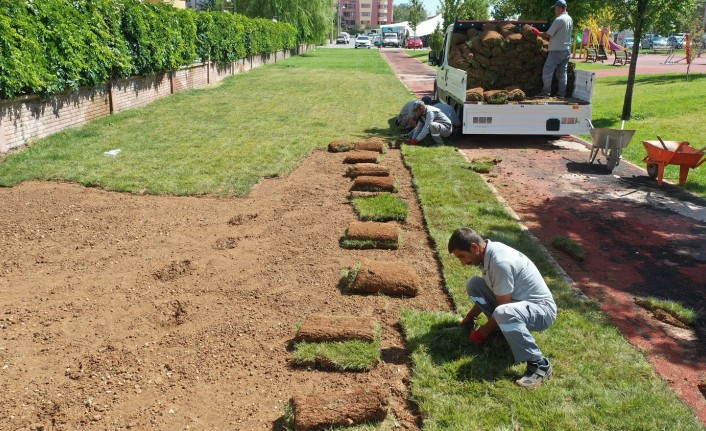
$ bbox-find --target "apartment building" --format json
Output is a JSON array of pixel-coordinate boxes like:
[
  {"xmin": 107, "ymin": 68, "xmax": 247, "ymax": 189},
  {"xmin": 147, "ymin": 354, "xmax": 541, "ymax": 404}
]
[{"xmin": 340, "ymin": 0, "xmax": 394, "ymax": 30}]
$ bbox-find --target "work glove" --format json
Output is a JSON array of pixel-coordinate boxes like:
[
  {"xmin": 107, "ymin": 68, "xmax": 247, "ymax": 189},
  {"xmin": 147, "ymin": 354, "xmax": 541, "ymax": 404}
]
[
  {"xmin": 460, "ymin": 311, "xmax": 476, "ymax": 333},
  {"xmin": 530, "ymin": 27, "xmax": 540, "ymax": 36},
  {"xmin": 409, "ymin": 139, "xmax": 419, "ymax": 146},
  {"xmin": 468, "ymin": 330, "xmax": 487, "ymax": 345}
]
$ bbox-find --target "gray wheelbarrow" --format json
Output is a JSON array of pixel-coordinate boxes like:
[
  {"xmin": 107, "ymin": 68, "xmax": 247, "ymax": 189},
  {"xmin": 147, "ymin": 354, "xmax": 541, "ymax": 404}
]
[{"xmin": 586, "ymin": 119, "xmax": 637, "ymax": 172}]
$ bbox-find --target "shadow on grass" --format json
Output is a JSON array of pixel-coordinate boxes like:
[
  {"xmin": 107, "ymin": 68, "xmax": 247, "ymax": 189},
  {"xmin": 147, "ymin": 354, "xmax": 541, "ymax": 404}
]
[{"xmin": 407, "ymin": 318, "xmax": 515, "ymax": 382}]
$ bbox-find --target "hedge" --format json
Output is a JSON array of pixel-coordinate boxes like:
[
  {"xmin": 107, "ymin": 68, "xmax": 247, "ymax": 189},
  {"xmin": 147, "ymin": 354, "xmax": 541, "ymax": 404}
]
[{"xmin": 0, "ymin": 0, "xmax": 299, "ymax": 99}]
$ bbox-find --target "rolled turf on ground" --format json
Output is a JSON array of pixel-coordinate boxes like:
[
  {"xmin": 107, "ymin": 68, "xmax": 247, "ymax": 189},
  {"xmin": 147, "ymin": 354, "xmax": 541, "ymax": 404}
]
[
  {"xmin": 349, "ymin": 260, "xmax": 420, "ymax": 297},
  {"xmin": 290, "ymin": 387, "xmax": 388, "ymax": 431},
  {"xmin": 341, "ymin": 221, "xmax": 400, "ymax": 249},
  {"xmin": 351, "ymin": 175, "xmax": 396, "ymax": 192}
]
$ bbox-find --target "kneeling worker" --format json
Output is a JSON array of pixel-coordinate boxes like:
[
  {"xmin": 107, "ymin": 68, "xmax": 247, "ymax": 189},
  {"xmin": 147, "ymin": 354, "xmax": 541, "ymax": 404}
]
[
  {"xmin": 408, "ymin": 100, "xmax": 452, "ymax": 146},
  {"xmin": 448, "ymin": 227, "xmax": 557, "ymax": 388}
]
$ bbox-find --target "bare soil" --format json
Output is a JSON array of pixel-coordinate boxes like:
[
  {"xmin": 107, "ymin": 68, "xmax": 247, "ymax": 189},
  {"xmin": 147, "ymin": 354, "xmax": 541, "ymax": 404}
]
[{"xmin": 0, "ymin": 148, "xmax": 452, "ymax": 430}]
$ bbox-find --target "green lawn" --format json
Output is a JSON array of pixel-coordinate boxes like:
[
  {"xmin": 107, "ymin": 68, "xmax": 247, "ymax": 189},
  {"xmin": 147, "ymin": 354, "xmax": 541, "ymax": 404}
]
[{"xmin": 0, "ymin": 48, "xmax": 703, "ymax": 430}]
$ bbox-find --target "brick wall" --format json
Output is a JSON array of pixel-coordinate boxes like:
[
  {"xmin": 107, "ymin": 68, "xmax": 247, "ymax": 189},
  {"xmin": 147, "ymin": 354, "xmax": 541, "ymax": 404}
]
[
  {"xmin": 0, "ymin": 87, "xmax": 110, "ymax": 153},
  {"xmin": 0, "ymin": 44, "xmax": 313, "ymax": 154},
  {"xmin": 111, "ymin": 73, "xmax": 171, "ymax": 114}
]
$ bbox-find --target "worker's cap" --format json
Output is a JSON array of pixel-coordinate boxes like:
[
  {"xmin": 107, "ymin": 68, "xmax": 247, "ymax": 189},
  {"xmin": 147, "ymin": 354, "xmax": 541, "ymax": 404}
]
[
  {"xmin": 412, "ymin": 100, "xmax": 426, "ymax": 111},
  {"xmin": 552, "ymin": 0, "xmax": 566, "ymax": 8},
  {"xmin": 421, "ymin": 96, "xmax": 432, "ymax": 104}
]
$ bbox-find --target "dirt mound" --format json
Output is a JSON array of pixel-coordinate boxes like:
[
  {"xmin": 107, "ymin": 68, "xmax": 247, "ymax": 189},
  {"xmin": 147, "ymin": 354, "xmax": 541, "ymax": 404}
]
[
  {"xmin": 227, "ymin": 213, "xmax": 258, "ymax": 225},
  {"xmin": 153, "ymin": 260, "xmax": 194, "ymax": 281},
  {"xmin": 213, "ymin": 236, "xmax": 238, "ymax": 249}
]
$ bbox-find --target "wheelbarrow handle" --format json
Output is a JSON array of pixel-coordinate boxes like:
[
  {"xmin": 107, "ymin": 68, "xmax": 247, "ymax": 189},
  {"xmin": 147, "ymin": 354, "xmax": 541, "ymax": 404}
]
[
  {"xmin": 657, "ymin": 135, "xmax": 669, "ymax": 151},
  {"xmin": 695, "ymin": 145, "xmax": 706, "ymax": 154}
]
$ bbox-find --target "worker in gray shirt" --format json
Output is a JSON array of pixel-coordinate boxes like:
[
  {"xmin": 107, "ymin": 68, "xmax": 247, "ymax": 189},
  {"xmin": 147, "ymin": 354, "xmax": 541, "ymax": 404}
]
[
  {"xmin": 408, "ymin": 100, "xmax": 452, "ymax": 146},
  {"xmin": 423, "ymin": 96, "xmax": 461, "ymax": 129},
  {"xmin": 538, "ymin": 0, "xmax": 573, "ymax": 97},
  {"xmin": 448, "ymin": 227, "xmax": 557, "ymax": 389}
]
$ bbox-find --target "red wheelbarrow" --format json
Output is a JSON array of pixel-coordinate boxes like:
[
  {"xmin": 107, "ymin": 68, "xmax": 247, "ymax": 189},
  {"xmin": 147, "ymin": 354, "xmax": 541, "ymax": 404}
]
[{"xmin": 642, "ymin": 136, "xmax": 706, "ymax": 185}]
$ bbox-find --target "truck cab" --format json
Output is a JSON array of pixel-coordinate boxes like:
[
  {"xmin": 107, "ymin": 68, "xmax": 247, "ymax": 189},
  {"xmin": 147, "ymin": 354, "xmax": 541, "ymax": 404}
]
[{"xmin": 434, "ymin": 20, "xmax": 595, "ymax": 136}]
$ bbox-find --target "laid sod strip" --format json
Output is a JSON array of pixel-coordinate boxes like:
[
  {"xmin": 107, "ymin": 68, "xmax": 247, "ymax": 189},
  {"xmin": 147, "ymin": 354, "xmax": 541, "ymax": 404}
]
[
  {"xmin": 295, "ymin": 315, "xmax": 379, "ymax": 343},
  {"xmin": 635, "ymin": 296, "xmax": 698, "ymax": 328},
  {"xmin": 344, "ymin": 151, "xmax": 381, "ymax": 164},
  {"xmin": 399, "ymin": 145, "xmax": 705, "ymax": 430},
  {"xmin": 351, "ymin": 176, "xmax": 397, "ymax": 193},
  {"xmin": 289, "ymin": 387, "xmax": 388, "ymax": 431},
  {"xmin": 347, "ymin": 261, "xmax": 421, "ymax": 297},
  {"xmin": 551, "ymin": 235, "xmax": 585, "ymax": 262},
  {"xmin": 0, "ymin": 49, "xmax": 410, "ymax": 196},
  {"xmin": 346, "ymin": 163, "xmax": 390, "ymax": 178},
  {"xmin": 351, "ymin": 193, "xmax": 408, "ymax": 222},
  {"xmin": 340, "ymin": 221, "xmax": 400, "ymax": 250},
  {"xmin": 291, "ymin": 338, "xmax": 381, "ymax": 371},
  {"xmin": 329, "ymin": 139, "xmax": 356, "ymax": 152},
  {"xmin": 354, "ymin": 137, "xmax": 388, "ymax": 153}
]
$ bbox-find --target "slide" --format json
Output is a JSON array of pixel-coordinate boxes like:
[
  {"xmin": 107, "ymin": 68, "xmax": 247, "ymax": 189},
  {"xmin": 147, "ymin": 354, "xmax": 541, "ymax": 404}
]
[{"xmin": 607, "ymin": 38, "xmax": 626, "ymax": 52}]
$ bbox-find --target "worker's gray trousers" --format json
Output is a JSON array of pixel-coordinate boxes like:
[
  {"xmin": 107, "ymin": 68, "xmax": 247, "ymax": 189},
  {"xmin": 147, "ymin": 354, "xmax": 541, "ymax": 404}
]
[
  {"xmin": 466, "ymin": 276, "xmax": 557, "ymax": 363},
  {"xmin": 541, "ymin": 49, "xmax": 571, "ymax": 97},
  {"xmin": 410, "ymin": 122, "xmax": 452, "ymax": 144}
]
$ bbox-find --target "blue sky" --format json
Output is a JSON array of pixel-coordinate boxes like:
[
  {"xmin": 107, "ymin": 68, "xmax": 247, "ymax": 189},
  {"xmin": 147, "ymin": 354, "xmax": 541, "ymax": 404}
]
[{"xmin": 392, "ymin": 0, "xmax": 440, "ymax": 16}]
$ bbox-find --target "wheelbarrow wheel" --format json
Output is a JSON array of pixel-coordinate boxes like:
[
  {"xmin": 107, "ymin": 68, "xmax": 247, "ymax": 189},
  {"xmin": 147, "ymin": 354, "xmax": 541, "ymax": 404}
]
[
  {"xmin": 646, "ymin": 163, "xmax": 659, "ymax": 179},
  {"xmin": 605, "ymin": 144, "xmax": 620, "ymax": 172}
]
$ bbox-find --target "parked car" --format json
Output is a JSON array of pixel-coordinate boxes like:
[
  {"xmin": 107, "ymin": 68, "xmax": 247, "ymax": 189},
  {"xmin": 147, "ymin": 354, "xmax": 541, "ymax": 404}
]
[
  {"xmin": 641, "ymin": 35, "xmax": 668, "ymax": 49},
  {"xmin": 336, "ymin": 32, "xmax": 350, "ymax": 44},
  {"xmin": 623, "ymin": 37, "xmax": 634, "ymax": 49},
  {"xmin": 354, "ymin": 35, "xmax": 372, "ymax": 49},
  {"xmin": 405, "ymin": 36, "xmax": 423, "ymax": 49},
  {"xmin": 667, "ymin": 35, "xmax": 685, "ymax": 49}
]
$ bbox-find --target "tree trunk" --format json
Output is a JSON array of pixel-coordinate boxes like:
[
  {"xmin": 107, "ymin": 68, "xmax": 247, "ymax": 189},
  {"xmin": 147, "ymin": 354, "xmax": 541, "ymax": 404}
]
[{"xmin": 621, "ymin": 0, "xmax": 649, "ymax": 120}]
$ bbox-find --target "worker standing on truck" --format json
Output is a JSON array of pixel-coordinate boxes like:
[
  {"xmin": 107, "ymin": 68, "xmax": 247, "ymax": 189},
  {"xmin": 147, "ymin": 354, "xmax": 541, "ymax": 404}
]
[
  {"xmin": 538, "ymin": 0, "xmax": 573, "ymax": 97},
  {"xmin": 408, "ymin": 100, "xmax": 452, "ymax": 146},
  {"xmin": 448, "ymin": 227, "xmax": 557, "ymax": 389}
]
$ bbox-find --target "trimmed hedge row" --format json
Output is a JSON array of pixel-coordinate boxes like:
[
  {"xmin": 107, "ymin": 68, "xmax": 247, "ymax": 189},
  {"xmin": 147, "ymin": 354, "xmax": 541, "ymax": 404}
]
[{"xmin": 0, "ymin": 0, "xmax": 298, "ymax": 99}]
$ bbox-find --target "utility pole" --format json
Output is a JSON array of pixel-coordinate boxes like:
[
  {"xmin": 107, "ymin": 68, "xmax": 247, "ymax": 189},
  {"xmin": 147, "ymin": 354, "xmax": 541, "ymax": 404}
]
[{"xmin": 337, "ymin": 0, "xmax": 341, "ymax": 37}]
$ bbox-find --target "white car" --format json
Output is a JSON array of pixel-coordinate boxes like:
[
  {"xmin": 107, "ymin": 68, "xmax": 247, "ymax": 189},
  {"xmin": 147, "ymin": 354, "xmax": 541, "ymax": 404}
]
[{"xmin": 355, "ymin": 35, "xmax": 372, "ymax": 49}]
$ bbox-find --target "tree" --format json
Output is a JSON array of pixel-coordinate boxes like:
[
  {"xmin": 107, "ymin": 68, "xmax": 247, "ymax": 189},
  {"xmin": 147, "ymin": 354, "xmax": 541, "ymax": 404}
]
[
  {"xmin": 393, "ymin": 3, "xmax": 414, "ymax": 23},
  {"xmin": 440, "ymin": 0, "xmax": 490, "ymax": 30},
  {"xmin": 491, "ymin": 0, "xmax": 608, "ymax": 30},
  {"xmin": 409, "ymin": 0, "xmax": 426, "ymax": 35},
  {"xmin": 609, "ymin": 0, "xmax": 694, "ymax": 119},
  {"xmin": 237, "ymin": 0, "xmax": 331, "ymax": 43}
]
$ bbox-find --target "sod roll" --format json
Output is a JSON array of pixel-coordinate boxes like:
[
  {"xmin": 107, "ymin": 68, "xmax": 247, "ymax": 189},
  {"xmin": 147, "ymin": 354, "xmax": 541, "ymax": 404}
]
[
  {"xmin": 346, "ymin": 221, "xmax": 399, "ymax": 243},
  {"xmin": 344, "ymin": 150, "xmax": 379, "ymax": 164},
  {"xmin": 328, "ymin": 140, "xmax": 355, "ymax": 152},
  {"xmin": 354, "ymin": 137, "xmax": 388, "ymax": 153},
  {"xmin": 350, "ymin": 261, "xmax": 421, "ymax": 297},
  {"xmin": 351, "ymin": 175, "xmax": 396, "ymax": 192},
  {"xmin": 296, "ymin": 315, "xmax": 378, "ymax": 342},
  {"xmin": 347, "ymin": 163, "xmax": 390, "ymax": 178},
  {"xmin": 291, "ymin": 387, "xmax": 388, "ymax": 431}
]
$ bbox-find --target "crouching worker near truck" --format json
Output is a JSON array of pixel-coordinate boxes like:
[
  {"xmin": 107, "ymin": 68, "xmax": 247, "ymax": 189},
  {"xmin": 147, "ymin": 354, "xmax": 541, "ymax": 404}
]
[
  {"xmin": 407, "ymin": 100, "xmax": 452, "ymax": 146},
  {"xmin": 448, "ymin": 228, "xmax": 557, "ymax": 388}
]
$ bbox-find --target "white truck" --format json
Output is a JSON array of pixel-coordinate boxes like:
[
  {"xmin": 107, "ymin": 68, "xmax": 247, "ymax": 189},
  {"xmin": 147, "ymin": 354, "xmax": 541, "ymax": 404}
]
[{"xmin": 434, "ymin": 20, "xmax": 595, "ymax": 136}]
